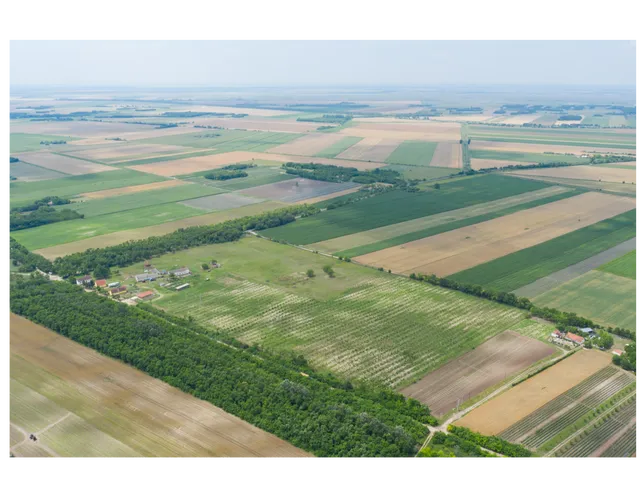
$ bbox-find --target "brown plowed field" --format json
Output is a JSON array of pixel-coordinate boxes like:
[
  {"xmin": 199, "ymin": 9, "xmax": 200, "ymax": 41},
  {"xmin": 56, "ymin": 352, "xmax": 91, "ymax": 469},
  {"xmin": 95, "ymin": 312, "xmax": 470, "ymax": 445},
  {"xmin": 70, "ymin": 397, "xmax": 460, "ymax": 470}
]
[
  {"xmin": 336, "ymin": 137, "xmax": 401, "ymax": 162},
  {"xmin": 18, "ymin": 151, "xmax": 117, "ymax": 175},
  {"xmin": 507, "ymin": 165, "xmax": 636, "ymax": 184},
  {"xmin": 455, "ymin": 349, "xmax": 612, "ymax": 435},
  {"xmin": 77, "ymin": 179, "xmax": 190, "ymax": 199},
  {"xmin": 471, "ymin": 140, "xmax": 635, "ymax": 156},
  {"xmin": 10, "ymin": 314, "xmax": 310, "ymax": 457},
  {"xmin": 401, "ymin": 331, "xmax": 555, "ymax": 416},
  {"xmin": 430, "ymin": 142, "xmax": 462, "ymax": 168},
  {"xmin": 354, "ymin": 192, "xmax": 636, "ymax": 277},
  {"xmin": 268, "ymin": 133, "xmax": 346, "ymax": 156}
]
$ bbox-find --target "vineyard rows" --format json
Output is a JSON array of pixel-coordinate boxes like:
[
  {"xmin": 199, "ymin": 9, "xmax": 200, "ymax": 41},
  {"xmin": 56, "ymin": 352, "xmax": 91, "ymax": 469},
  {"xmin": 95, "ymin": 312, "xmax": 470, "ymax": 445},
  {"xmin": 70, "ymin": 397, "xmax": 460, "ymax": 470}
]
[
  {"xmin": 500, "ymin": 366, "xmax": 620, "ymax": 441},
  {"xmin": 601, "ymin": 423, "xmax": 636, "ymax": 457},
  {"xmin": 161, "ymin": 275, "xmax": 526, "ymax": 387},
  {"xmin": 555, "ymin": 396, "xmax": 636, "ymax": 457},
  {"xmin": 522, "ymin": 374, "xmax": 635, "ymax": 449}
]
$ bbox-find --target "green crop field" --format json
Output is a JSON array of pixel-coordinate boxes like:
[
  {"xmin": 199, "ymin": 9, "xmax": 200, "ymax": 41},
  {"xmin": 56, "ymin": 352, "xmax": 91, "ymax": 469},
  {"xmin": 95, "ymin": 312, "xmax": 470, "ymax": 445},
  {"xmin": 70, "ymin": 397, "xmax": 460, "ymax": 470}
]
[
  {"xmin": 183, "ymin": 166, "xmax": 296, "ymax": 191},
  {"xmin": 137, "ymin": 130, "xmax": 301, "ymax": 151},
  {"xmin": 12, "ymin": 202, "xmax": 204, "ymax": 250},
  {"xmin": 469, "ymin": 125, "xmax": 636, "ymax": 145},
  {"xmin": 63, "ymin": 183, "xmax": 224, "ymax": 217},
  {"xmin": 449, "ymin": 210, "xmax": 637, "ymax": 292},
  {"xmin": 10, "ymin": 133, "xmax": 81, "ymax": 153},
  {"xmin": 471, "ymin": 137, "xmax": 635, "ymax": 150},
  {"xmin": 261, "ymin": 175, "xmax": 550, "ymax": 245},
  {"xmin": 533, "ymin": 271, "xmax": 636, "ymax": 330},
  {"xmin": 470, "ymin": 149, "xmax": 587, "ymax": 164},
  {"xmin": 385, "ymin": 141, "xmax": 438, "ymax": 166},
  {"xmin": 119, "ymin": 149, "xmax": 219, "ymax": 166},
  {"xmin": 334, "ymin": 188, "xmax": 580, "ymax": 258},
  {"xmin": 9, "ymin": 169, "xmax": 165, "ymax": 208},
  {"xmin": 314, "ymin": 136, "xmax": 363, "ymax": 158},
  {"xmin": 598, "ymin": 250, "xmax": 636, "ymax": 279},
  {"xmin": 118, "ymin": 236, "xmax": 526, "ymax": 387}
]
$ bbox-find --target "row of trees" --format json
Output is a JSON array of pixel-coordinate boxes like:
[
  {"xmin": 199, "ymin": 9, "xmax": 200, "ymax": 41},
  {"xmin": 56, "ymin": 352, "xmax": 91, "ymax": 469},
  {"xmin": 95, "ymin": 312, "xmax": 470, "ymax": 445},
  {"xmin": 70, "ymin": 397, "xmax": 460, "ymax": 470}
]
[
  {"xmin": 282, "ymin": 162, "xmax": 404, "ymax": 185},
  {"xmin": 50, "ymin": 204, "xmax": 318, "ymax": 278},
  {"xmin": 418, "ymin": 432, "xmax": 496, "ymax": 457},
  {"xmin": 10, "ymin": 276, "xmax": 432, "ymax": 457},
  {"xmin": 10, "ymin": 238, "xmax": 54, "ymax": 273},
  {"xmin": 204, "ymin": 170, "xmax": 248, "ymax": 180},
  {"xmin": 11, "ymin": 196, "xmax": 72, "ymax": 213},
  {"xmin": 10, "ymin": 206, "xmax": 83, "ymax": 231},
  {"xmin": 446, "ymin": 426, "xmax": 532, "ymax": 457}
]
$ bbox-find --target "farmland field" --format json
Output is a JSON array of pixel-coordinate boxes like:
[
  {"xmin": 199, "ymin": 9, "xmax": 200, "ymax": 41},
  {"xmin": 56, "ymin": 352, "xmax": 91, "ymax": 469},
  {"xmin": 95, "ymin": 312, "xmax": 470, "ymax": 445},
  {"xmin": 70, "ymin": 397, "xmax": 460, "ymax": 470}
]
[
  {"xmin": 237, "ymin": 178, "xmax": 359, "ymax": 203},
  {"xmin": 450, "ymin": 209, "xmax": 636, "ymax": 292},
  {"xmin": 69, "ymin": 143, "xmax": 189, "ymax": 162},
  {"xmin": 533, "ymin": 271, "xmax": 636, "ymax": 330},
  {"xmin": 64, "ymin": 183, "xmax": 224, "ymax": 217},
  {"xmin": 10, "ymin": 314, "xmax": 309, "ymax": 457},
  {"xmin": 384, "ymin": 141, "xmax": 438, "ymax": 166},
  {"xmin": 77, "ymin": 179, "xmax": 190, "ymax": 199},
  {"xmin": 470, "ymin": 149, "xmax": 586, "ymax": 165},
  {"xmin": 17, "ymin": 151, "xmax": 117, "ymax": 175},
  {"xmin": 508, "ymin": 165, "xmax": 636, "ymax": 184},
  {"xmin": 180, "ymin": 192, "xmax": 264, "ymax": 211},
  {"xmin": 499, "ymin": 366, "xmax": 635, "ymax": 455},
  {"xmin": 455, "ymin": 349, "xmax": 612, "ymax": 435},
  {"xmin": 336, "ymin": 137, "xmax": 402, "ymax": 162},
  {"xmin": 9, "ymin": 169, "xmax": 165, "ymax": 207},
  {"xmin": 10, "ymin": 133, "xmax": 80, "ymax": 153},
  {"xmin": 313, "ymin": 136, "xmax": 363, "ymax": 158},
  {"xmin": 267, "ymin": 133, "xmax": 346, "ymax": 156},
  {"xmin": 513, "ymin": 238, "xmax": 636, "ymax": 298},
  {"xmin": 597, "ymin": 249, "xmax": 636, "ymax": 279},
  {"xmin": 401, "ymin": 331, "xmax": 555, "ymax": 416},
  {"xmin": 355, "ymin": 192, "xmax": 635, "ymax": 277},
  {"xmin": 429, "ymin": 142, "xmax": 462, "ymax": 168},
  {"xmin": 324, "ymin": 187, "xmax": 578, "ymax": 258},
  {"xmin": 10, "ymin": 161, "xmax": 67, "ymax": 182},
  {"xmin": 122, "ymin": 236, "xmax": 532, "ymax": 387},
  {"xmin": 261, "ymin": 175, "xmax": 551, "ymax": 245},
  {"xmin": 34, "ymin": 201, "xmax": 286, "ymax": 259},
  {"xmin": 136, "ymin": 129, "xmax": 302, "ymax": 150},
  {"xmin": 471, "ymin": 140, "xmax": 635, "ymax": 156},
  {"xmin": 554, "ymin": 396, "xmax": 636, "ymax": 457},
  {"xmin": 12, "ymin": 202, "xmax": 206, "ymax": 250}
]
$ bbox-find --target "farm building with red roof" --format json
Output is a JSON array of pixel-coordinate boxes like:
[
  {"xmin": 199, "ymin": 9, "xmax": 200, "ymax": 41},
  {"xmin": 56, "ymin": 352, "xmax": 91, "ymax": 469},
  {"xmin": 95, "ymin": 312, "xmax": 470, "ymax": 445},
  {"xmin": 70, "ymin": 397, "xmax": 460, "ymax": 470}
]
[{"xmin": 565, "ymin": 332, "xmax": 585, "ymax": 345}]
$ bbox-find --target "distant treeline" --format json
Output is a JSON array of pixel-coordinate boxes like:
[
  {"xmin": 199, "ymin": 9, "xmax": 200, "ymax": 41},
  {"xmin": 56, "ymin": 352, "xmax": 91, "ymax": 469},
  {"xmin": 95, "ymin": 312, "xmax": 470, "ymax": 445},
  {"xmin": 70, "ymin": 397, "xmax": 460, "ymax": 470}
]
[
  {"xmin": 297, "ymin": 114, "xmax": 352, "ymax": 124},
  {"xmin": 40, "ymin": 140, "xmax": 67, "ymax": 145},
  {"xmin": 10, "ymin": 276, "xmax": 433, "ymax": 457},
  {"xmin": 10, "ymin": 156, "xmax": 19, "ymax": 163},
  {"xmin": 558, "ymin": 115, "xmax": 582, "ymax": 121},
  {"xmin": 11, "ymin": 196, "xmax": 71, "ymax": 213}
]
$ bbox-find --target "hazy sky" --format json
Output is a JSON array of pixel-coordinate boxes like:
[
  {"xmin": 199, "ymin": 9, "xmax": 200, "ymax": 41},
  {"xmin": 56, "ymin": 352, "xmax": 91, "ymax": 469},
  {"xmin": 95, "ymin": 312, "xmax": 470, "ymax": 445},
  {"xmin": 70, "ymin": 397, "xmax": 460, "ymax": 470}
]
[{"xmin": 10, "ymin": 40, "xmax": 636, "ymax": 86}]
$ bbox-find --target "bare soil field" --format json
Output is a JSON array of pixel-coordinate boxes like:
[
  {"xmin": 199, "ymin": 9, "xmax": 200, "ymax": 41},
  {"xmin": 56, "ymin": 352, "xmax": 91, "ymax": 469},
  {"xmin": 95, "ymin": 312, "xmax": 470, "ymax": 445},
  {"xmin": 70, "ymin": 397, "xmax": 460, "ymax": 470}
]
[
  {"xmin": 180, "ymin": 192, "xmax": 263, "ymax": 211},
  {"xmin": 295, "ymin": 185, "xmax": 362, "ymax": 204},
  {"xmin": 10, "ymin": 314, "xmax": 310, "ymax": 457},
  {"xmin": 237, "ymin": 178, "xmax": 359, "ymax": 203},
  {"xmin": 77, "ymin": 179, "xmax": 190, "ymax": 199},
  {"xmin": 131, "ymin": 151, "xmax": 380, "ymax": 176},
  {"xmin": 354, "ymin": 192, "xmax": 636, "ymax": 277},
  {"xmin": 341, "ymin": 121, "xmax": 461, "ymax": 142},
  {"xmin": 18, "ymin": 151, "xmax": 117, "ymax": 175},
  {"xmin": 35, "ymin": 201, "xmax": 285, "ymax": 259},
  {"xmin": 10, "ymin": 120, "xmax": 157, "ymax": 138},
  {"xmin": 472, "ymin": 140, "xmax": 635, "ymax": 156},
  {"xmin": 10, "ymin": 161, "xmax": 67, "ymax": 182},
  {"xmin": 430, "ymin": 142, "xmax": 462, "ymax": 168},
  {"xmin": 401, "ymin": 331, "xmax": 555, "ymax": 416},
  {"xmin": 490, "ymin": 114, "xmax": 543, "ymax": 126},
  {"xmin": 336, "ymin": 137, "xmax": 402, "ymax": 162},
  {"xmin": 70, "ymin": 143, "xmax": 188, "ymax": 162},
  {"xmin": 189, "ymin": 117, "xmax": 326, "ymax": 133},
  {"xmin": 268, "ymin": 133, "xmax": 346, "ymax": 156},
  {"xmin": 513, "ymin": 238, "xmax": 636, "ymax": 298},
  {"xmin": 310, "ymin": 186, "xmax": 572, "ymax": 253},
  {"xmin": 508, "ymin": 165, "xmax": 636, "ymax": 184},
  {"xmin": 455, "ymin": 349, "xmax": 612, "ymax": 435}
]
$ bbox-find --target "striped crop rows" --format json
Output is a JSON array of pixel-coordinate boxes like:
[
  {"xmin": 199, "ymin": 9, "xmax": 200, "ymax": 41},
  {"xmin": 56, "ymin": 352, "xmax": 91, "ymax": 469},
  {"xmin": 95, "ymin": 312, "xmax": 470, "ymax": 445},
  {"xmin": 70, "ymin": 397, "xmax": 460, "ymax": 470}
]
[
  {"xmin": 555, "ymin": 396, "xmax": 636, "ymax": 457},
  {"xmin": 163, "ymin": 276, "xmax": 525, "ymax": 387},
  {"xmin": 600, "ymin": 423, "xmax": 636, "ymax": 457},
  {"xmin": 499, "ymin": 366, "xmax": 620, "ymax": 442}
]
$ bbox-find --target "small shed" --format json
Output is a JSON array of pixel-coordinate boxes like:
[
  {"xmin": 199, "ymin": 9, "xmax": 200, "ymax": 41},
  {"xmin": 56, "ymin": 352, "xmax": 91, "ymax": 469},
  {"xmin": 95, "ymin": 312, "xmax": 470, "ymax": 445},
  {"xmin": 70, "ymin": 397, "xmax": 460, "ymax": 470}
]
[
  {"xmin": 176, "ymin": 283, "xmax": 190, "ymax": 291},
  {"xmin": 95, "ymin": 279, "xmax": 107, "ymax": 288},
  {"xmin": 170, "ymin": 267, "xmax": 191, "ymax": 278},
  {"xmin": 108, "ymin": 281, "xmax": 120, "ymax": 288},
  {"xmin": 612, "ymin": 349, "xmax": 623, "ymax": 356},
  {"xmin": 137, "ymin": 290, "xmax": 154, "ymax": 300}
]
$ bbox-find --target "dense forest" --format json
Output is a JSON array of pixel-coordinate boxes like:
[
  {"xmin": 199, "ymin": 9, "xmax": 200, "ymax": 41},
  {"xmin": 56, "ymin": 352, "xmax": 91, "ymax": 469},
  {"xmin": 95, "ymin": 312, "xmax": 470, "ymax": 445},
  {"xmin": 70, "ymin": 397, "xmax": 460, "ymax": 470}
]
[
  {"xmin": 282, "ymin": 162, "xmax": 403, "ymax": 185},
  {"xmin": 446, "ymin": 426, "xmax": 532, "ymax": 457},
  {"xmin": 10, "ymin": 277, "xmax": 432, "ymax": 457},
  {"xmin": 50, "ymin": 204, "xmax": 318, "ymax": 277},
  {"xmin": 10, "ymin": 238, "xmax": 54, "ymax": 273},
  {"xmin": 204, "ymin": 170, "xmax": 248, "ymax": 180}
]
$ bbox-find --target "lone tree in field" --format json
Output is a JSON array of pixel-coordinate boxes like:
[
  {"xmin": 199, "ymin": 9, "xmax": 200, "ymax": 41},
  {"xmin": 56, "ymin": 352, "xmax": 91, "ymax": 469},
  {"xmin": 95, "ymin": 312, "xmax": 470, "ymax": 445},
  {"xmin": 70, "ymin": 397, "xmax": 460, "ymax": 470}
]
[
  {"xmin": 322, "ymin": 265, "xmax": 335, "ymax": 278},
  {"xmin": 202, "ymin": 263, "xmax": 210, "ymax": 270},
  {"xmin": 306, "ymin": 269, "xmax": 315, "ymax": 278}
]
